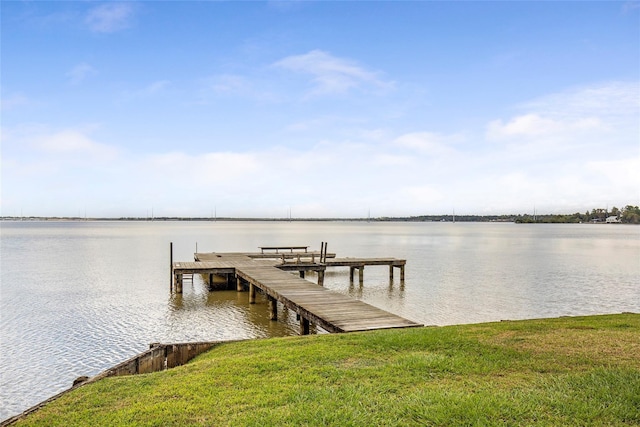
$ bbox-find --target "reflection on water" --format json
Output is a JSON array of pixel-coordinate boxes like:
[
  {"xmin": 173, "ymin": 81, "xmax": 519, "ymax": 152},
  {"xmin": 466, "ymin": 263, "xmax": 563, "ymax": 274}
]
[{"xmin": 1, "ymin": 221, "xmax": 639, "ymax": 419}]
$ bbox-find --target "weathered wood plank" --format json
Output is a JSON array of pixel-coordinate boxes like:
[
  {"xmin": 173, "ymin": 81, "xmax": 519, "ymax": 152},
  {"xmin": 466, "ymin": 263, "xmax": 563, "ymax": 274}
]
[
  {"xmin": 234, "ymin": 265, "xmax": 420, "ymax": 333},
  {"xmin": 173, "ymin": 251, "xmax": 419, "ymax": 334}
]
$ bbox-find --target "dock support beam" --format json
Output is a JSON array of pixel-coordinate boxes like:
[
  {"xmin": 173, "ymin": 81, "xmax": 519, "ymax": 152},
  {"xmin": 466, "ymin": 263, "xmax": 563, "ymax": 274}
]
[
  {"xmin": 299, "ymin": 271, "xmax": 305, "ymax": 278},
  {"xmin": 236, "ymin": 277, "xmax": 243, "ymax": 292},
  {"xmin": 348, "ymin": 266, "xmax": 364, "ymax": 284},
  {"xmin": 268, "ymin": 296, "xmax": 277, "ymax": 320},
  {"xmin": 249, "ymin": 283, "xmax": 256, "ymax": 304},
  {"xmin": 318, "ymin": 270, "xmax": 325, "ymax": 286},
  {"xmin": 390, "ymin": 265, "xmax": 406, "ymax": 284},
  {"xmin": 300, "ymin": 316, "xmax": 310, "ymax": 335},
  {"xmin": 175, "ymin": 274, "xmax": 183, "ymax": 294}
]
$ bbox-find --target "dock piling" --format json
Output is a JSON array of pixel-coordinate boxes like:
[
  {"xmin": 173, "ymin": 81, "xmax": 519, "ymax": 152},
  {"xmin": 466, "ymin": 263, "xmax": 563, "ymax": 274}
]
[
  {"xmin": 268, "ymin": 296, "xmax": 277, "ymax": 320},
  {"xmin": 249, "ymin": 283, "xmax": 256, "ymax": 304},
  {"xmin": 300, "ymin": 316, "xmax": 310, "ymax": 335}
]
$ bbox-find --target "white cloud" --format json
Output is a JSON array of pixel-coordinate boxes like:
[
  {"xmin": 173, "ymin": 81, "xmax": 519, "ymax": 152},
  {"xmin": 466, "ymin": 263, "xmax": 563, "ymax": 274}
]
[
  {"xmin": 518, "ymin": 81, "xmax": 639, "ymax": 122},
  {"xmin": 393, "ymin": 132, "xmax": 461, "ymax": 155},
  {"xmin": 3, "ymin": 80, "xmax": 638, "ymax": 217},
  {"xmin": 142, "ymin": 80, "xmax": 170, "ymax": 95},
  {"xmin": 117, "ymin": 80, "xmax": 171, "ymax": 102},
  {"xmin": 372, "ymin": 154, "xmax": 413, "ymax": 166},
  {"xmin": 273, "ymin": 50, "xmax": 393, "ymax": 96},
  {"xmin": 207, "ymin": 74, "xmax": 250, "ymax": 94},
  {"xmin": 400, "ymin": 186, "xmax": 444, "ymax": 204},
  {"xmin": 484, "ymin": 82, "xmax": 638, "ymax": 159},
  {"xmin": 486, "ymin": 113, "xmax": 602, "ymax": 140},
  {"xmin": 0, "ymin": 93, "xmax": 30, "ymax": 110},
  {"xmin": 66, "ymin": 63, "xmax": 97, "ymax": 84},
  {"xmin": 34, "ymin": 128, "xmax": 118, "ymax": 160},
  {"xmin": 199, "ymin": 74, "xmax": 278, "ymax": 103},
  {"xmin": 586, "ymin": 158, "xmax": 640, "ymax": 184},
  {"xmin": 85, "ymin": 3, "xmax": 135, "ymax": 33}
]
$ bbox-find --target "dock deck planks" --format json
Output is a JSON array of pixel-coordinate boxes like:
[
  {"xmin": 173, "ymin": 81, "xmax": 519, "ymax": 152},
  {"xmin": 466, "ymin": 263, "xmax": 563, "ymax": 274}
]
[{"xmin": 172, "ymin": 251, "xmax": 421, "ymax": 334}]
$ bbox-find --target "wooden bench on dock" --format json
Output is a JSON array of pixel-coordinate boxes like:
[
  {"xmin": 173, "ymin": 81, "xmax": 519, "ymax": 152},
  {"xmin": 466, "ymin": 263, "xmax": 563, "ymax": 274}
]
[{"xmin": 260, "ymin": 246, "xmax": 309, "ymax": 254}]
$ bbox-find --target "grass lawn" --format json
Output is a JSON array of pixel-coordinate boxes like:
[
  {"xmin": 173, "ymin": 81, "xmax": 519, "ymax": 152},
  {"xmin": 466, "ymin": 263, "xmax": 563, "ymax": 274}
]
[{"xmin": 12, "ymin": 313, "xmax": 640, "ymax": 426}]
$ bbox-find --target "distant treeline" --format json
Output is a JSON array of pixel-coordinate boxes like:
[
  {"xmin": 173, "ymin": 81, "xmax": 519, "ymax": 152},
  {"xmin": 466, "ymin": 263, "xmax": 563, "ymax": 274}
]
[
  {"xmin": 3, "ymin": 205, "xmax": 639, "ymax": 224},
  {"xmin": 380, "ymin": 205, "xmax": 640, "ymax": 224},
  {"xmin": 513, "ymin": 205, "xmax": 640, "ymax": 224}
]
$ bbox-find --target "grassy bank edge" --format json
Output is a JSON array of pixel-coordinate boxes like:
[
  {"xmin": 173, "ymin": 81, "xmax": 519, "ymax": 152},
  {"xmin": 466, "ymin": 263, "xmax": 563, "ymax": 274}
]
[{"xmin": 9, "ymin": 313, "xmax": 640, "ymax": 426}]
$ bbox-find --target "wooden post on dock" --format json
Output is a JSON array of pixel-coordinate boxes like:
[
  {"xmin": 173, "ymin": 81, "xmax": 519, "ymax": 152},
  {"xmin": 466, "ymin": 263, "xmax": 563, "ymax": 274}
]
[
  {"xmin": 389, "ymin": 265, "xmax": 394, "ymax": 282},
  {"xmin": 400, "ymin": 265, "xmax": 405, "ymax": 282},
  {"xmin": 236, "ymin": 277, "xmax": 243, "ymax": 292},
  {"xmin": 249, "ymin": 283, "xmax": 256, "ymax": 304},
  {"xmin": 349, "ymin": 267, "xmax": 355, "ymax": 283},
  {"xmin": 359, "ymin": 265, "xmax": 364, "ymax": 285},
  {"xmin": 169, "ymin": 242, "xmax": 173, "ymax": 292},
  {"xmin": 320, "ymin": 241, "xmax": 327, "ymax": 263},
  {"xmin": 268, "ymin": 296, "xmax": 277, "ymax": 320},
  {"xmin": 318, "ymin": 270, "xmax": 325, "ymax": 286},
  {"xmin": 299, "ymin": 270, "xmax": 305, "ymax": 279}
]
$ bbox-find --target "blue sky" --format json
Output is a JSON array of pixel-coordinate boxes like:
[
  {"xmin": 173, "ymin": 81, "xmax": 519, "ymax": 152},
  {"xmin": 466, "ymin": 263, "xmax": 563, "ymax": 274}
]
[{"xmin": 2, "ymin": 1, "xmax": 639, "ymax": 218}]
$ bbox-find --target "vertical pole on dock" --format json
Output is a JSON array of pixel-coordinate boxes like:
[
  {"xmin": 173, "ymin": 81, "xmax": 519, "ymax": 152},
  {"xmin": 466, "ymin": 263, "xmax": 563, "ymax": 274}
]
[
  {"xmin": 389, "ymin": 265, "xmax": 394, "ymax": 282},
  {"xmin": 236, "ymin": 277, "xmax": 243, "ymax": 292},
  {"xmin": 400, "ymin": 265, "xmax": 405, "ymax": 282},
  {"xmin": 318, "ymin": 270, "xmax": 325, "ymax": 286},
  {"xmin": 349, "ymin": 267, "xmax": 355, "ymax": 283},
  {"xmin": 359, "ymin": 265, "xmax": 364, "ymax": 285},
  {"xmin": 169, "ymin": 242, "xmax": 173, "ymax": 292},
  {"xmin": 299, "ymin": 270, "xmax": 305, "ymax": 278}
]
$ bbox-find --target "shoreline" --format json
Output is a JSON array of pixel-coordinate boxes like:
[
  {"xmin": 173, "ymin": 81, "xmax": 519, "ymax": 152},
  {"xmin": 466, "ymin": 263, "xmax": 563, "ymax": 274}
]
[{"xmin": 3, "ymin": 312, "xmax": 637, "ymax": 425}]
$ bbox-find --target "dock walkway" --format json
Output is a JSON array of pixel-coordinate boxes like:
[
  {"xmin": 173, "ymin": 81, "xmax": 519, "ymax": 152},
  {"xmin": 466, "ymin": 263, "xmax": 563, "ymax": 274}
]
[{"xmin": 172, "ymin": 250, "xmax": 420, "ymax": 335}]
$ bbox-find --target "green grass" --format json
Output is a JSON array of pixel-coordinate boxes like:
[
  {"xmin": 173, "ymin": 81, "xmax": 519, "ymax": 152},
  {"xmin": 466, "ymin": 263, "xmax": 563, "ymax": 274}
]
[{"xmin": 14, "ymin": 314, "xmax": 640, "ymax": 426}]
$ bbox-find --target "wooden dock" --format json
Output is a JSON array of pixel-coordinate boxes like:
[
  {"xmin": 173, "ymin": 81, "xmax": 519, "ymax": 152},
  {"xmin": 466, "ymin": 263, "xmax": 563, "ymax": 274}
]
[{"xmin": 172, "ymin": 247, "xmax": 421, "ymax": 335}]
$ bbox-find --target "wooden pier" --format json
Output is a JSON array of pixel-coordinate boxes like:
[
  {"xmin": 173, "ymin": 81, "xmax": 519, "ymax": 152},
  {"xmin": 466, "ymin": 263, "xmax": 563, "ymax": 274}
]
[{"xmin": 172, "ymin": 246, "xmax": 420, "ymax": 335}]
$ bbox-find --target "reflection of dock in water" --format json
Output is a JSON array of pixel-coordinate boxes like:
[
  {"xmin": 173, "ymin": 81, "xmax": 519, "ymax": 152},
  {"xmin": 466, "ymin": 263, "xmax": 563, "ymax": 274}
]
[{"xmin": 171, "ymin": 245, "xmax": 420, "ymax": 335}]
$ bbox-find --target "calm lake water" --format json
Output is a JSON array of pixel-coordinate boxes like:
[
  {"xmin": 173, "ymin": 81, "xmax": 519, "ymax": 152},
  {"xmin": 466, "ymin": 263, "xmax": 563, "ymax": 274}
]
[{"xmin": 1, "ymin": 220, "xmax": 639, "ymax": 419}]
